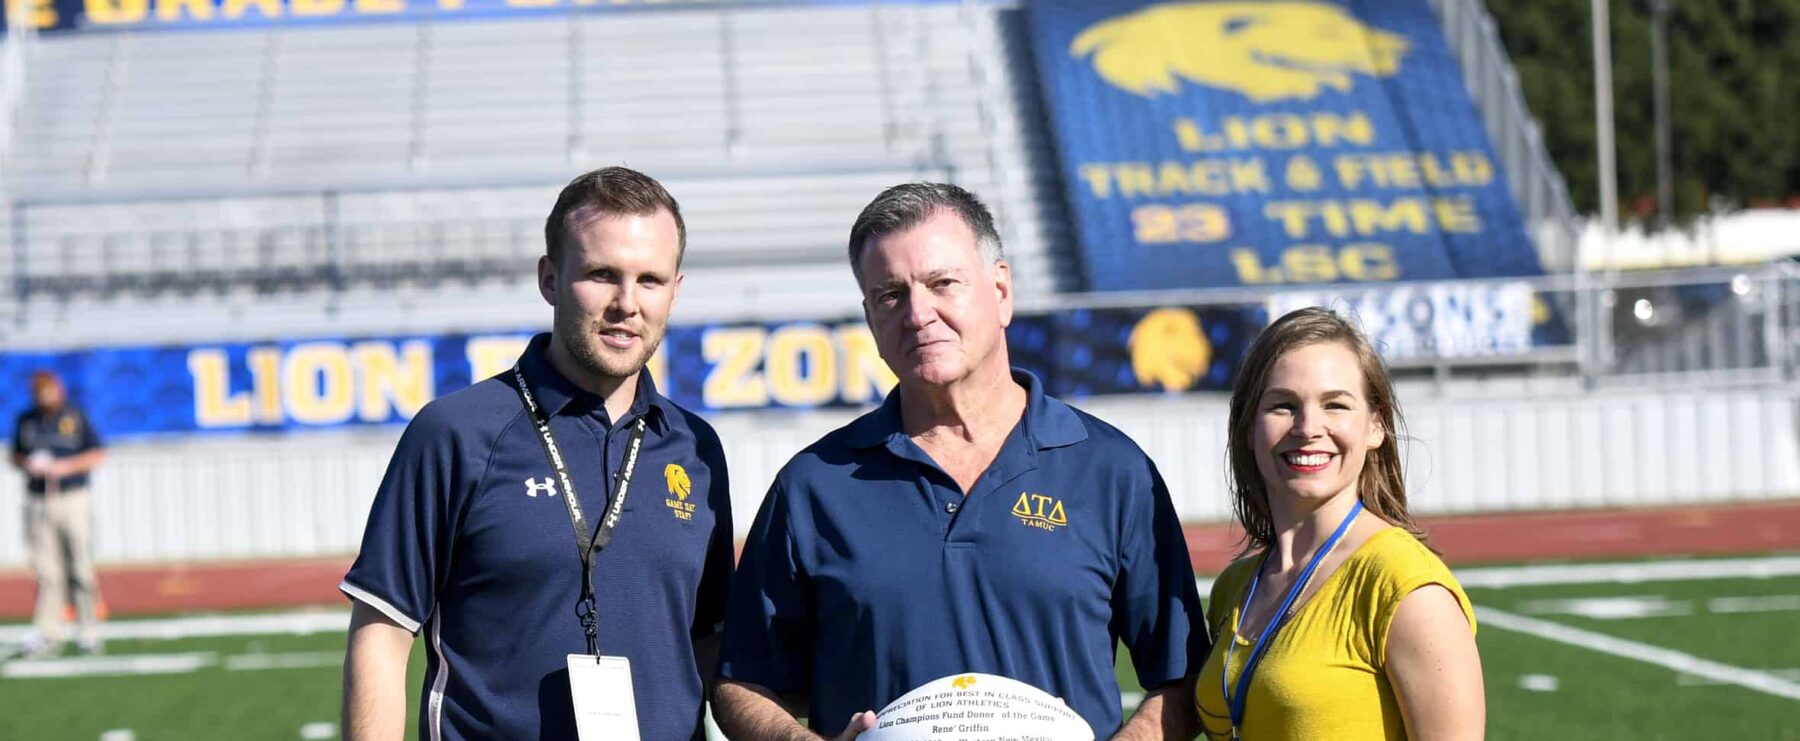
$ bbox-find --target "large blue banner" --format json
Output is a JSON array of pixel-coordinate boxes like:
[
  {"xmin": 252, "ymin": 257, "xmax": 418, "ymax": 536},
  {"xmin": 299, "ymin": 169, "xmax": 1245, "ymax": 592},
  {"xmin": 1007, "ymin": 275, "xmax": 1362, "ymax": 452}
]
[
  {"xmin": 1, "ymin": 0, "xmax": 958, "ymax": 33},
  {"xmin": 1028, "ymin": 0, "xmax": 1543, "ymax": 291},
  {"xmin": 0, "ymin": 305, "xmax": 1264, "ymax": 440}
]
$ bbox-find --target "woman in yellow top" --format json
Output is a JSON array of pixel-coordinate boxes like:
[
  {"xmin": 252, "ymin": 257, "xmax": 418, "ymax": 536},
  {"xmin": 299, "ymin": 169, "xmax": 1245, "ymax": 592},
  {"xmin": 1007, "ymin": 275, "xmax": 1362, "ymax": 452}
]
[{"xmin": 1195, "ymin": 308, "xmax": 1484, "ymax": 740}]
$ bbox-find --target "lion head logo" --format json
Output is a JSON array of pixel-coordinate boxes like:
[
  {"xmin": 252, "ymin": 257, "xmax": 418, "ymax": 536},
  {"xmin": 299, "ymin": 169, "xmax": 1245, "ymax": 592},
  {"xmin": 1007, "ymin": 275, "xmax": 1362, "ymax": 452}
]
[
  {"xmin": 1129, "ymin": 307, "xmax": 1213, "ymax": 393},
  {"xmin": 952, "ymin": 675, "xmax": 978, "ymax": 690},
  {"xmin": 665, "ymin": 464, "xmax": 692, "ymax": 502},
  {"xmin": 1070, "ymin": 1, "xmax": 1409, "ymax": 102}
]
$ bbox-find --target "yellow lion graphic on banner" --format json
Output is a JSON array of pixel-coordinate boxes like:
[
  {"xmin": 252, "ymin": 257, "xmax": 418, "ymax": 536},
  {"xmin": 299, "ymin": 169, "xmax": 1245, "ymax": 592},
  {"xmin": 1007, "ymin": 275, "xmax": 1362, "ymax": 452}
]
[
  {"xmin": 1128, "ymin": 307, "xmax": 1212, "ymax": 392},
  {"xmin": 1070, "ymin": 1, "xmax": 1409, "ymax": 102}
]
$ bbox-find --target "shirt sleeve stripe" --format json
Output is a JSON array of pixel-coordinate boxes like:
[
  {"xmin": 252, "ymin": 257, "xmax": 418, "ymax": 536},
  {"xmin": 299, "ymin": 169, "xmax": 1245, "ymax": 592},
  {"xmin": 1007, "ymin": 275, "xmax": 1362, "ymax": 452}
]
[{"xmin": 339, "ymin": 580, "xmax": 423, "ymax": 634}]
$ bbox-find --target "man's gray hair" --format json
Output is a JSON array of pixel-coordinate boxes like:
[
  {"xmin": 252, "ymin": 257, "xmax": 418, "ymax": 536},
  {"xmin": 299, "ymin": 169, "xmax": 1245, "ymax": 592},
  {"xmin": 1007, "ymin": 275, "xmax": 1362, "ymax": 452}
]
[{"xmin": 846, "ymin": 183, "xmax": 1006, "ymax": 286}]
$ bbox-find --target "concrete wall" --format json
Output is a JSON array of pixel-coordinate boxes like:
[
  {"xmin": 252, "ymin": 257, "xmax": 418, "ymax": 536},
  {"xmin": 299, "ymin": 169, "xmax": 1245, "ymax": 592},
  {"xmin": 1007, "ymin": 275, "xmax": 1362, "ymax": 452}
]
[{"xmin": 1, "ymin": 383, "xmax": 1795, "ymax": 567}]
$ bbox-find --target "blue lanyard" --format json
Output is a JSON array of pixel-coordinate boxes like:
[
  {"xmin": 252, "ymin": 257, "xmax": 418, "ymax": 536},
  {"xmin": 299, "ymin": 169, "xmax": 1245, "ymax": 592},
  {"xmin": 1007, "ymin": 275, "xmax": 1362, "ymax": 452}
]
[{"xmin": 1222, "ymin": 500, "xmax": 1363, "ymax": 738}]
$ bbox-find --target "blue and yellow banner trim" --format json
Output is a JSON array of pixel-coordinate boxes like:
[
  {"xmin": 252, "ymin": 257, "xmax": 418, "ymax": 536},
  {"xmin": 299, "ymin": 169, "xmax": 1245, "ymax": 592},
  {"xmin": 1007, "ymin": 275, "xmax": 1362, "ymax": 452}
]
[
  {"xmin": 0, "ymin": 307, "xmax": 1263, "ymax": 439},
  {"xmin": 0, "ymin": 289, "xmax": 1577, "ymax": 440}
]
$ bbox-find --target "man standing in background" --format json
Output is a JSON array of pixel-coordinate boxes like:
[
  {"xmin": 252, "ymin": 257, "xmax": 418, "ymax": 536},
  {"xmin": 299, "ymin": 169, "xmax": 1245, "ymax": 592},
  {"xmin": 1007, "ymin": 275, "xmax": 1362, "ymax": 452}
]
[{"xmin": 10, "ymin": 370, "xmax": 109, "ymax": 658}]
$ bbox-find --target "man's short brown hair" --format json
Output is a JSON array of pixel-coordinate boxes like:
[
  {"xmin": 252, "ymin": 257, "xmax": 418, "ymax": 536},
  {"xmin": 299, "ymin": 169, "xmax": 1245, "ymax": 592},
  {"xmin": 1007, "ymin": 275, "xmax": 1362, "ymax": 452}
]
[
  {"xmin": 544, "ymin": 166, "xmax": 687, "ymax": 267},
  {"xmin": 30, "ymin": 370, "xmax": 62, "ymax": 393}
]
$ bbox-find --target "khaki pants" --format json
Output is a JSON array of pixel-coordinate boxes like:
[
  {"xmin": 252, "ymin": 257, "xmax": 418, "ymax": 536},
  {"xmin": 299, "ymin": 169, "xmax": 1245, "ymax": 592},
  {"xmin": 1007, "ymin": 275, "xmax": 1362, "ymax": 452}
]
[{"xmin": 25, "ymin": 488, "xmax": 101, "ymax": 644}]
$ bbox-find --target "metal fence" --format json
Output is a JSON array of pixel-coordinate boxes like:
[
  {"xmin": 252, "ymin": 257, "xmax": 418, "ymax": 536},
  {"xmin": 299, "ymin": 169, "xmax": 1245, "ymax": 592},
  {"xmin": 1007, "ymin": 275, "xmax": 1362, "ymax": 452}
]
[
  {"xmin": 1428, "ymin": 0, "xmax": 1582, "ymax": 273},
  {"xmin": 0, "ymin": 261, "xmax": 1796, "ymax": 566},
  {"xmin": 1, "ymin": 364, "xmax": 1793, "ymax": 567},
  {"xmin": 1022, "ymin": 259, "xmax": 1800, "ymax": 386}
]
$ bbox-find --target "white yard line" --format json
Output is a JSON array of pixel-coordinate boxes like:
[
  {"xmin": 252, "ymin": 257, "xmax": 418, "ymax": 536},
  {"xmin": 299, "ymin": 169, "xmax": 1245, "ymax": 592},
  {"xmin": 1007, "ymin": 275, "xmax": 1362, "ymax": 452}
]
[
  {"xmin": 223, "ymin": 651, "xmax": 343, "ymax": 671},
  {"xmin": 1679, "ymin": 669, "xmax": 1800, "ymax": 687},
  {"xmin": 0, "ymin": 558, "xmax": 1787, "ymax": 646},
  {"xmin": 1707, "ymin": 595, "xmax": 1800, "ymax": 614},
  {"xmin": 3, "ymin": 652, "xmax": 216, "ymax": 679},
  {"xmin": 3, "ymin": 649, "xmax": 344, "ymax": 679},
  {"xmin": 1506, "ymin": 593, "xmax": 1800, "ymax": 619},
  {"xmin": 1479, "ymin": 607, "xmax": 1800, "ymax": 701},
  {"xmin": 1513, "ymin": 595, "xmax": 1692, "ymax": 620},
  {"xmin": 299, "ymin": 723, "xmax": 338, "ymax": 740},
  {"xmin": 1455, "ymin": 556, "xmax": 1800, "ymax": 589},
  {"xmin": 0, "ymin": 611, "xmax": 349, "ymax": 644},
  {"xmin": 0, "ymin": 557, "xmax": 1782, "ymax": 640},
  {"xmin": 1198, "ymin": 555, "xmax": 1800, "ymax": 595}
]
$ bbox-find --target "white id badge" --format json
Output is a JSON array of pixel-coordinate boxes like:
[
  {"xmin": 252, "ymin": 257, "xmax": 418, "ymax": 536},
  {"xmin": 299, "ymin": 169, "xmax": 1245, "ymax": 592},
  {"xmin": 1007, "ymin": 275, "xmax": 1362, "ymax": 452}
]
[{"xmin": 567, "ymin": 654, "xmax": 641, "ymax": 741}]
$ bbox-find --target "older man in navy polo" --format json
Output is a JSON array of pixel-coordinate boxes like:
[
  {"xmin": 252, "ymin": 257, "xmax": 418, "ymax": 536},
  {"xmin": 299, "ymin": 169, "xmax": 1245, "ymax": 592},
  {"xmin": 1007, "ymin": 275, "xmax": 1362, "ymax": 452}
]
[
  {"xmin": 715, "ymin": 183, "xmax": 1206, "ymax": 740},
  {"xmin": 340, "ymin": 167, "xmax": 734, "ymax": 741}
]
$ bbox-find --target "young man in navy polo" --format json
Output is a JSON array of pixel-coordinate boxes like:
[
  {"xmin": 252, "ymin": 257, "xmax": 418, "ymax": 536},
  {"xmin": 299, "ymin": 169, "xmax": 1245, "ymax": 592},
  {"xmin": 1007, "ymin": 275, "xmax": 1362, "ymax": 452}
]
[
  {"xmin": 340, "ymin": 167, "xmax": 734, "ymax": 741},
  {"xmin": 715, "ymin": 184, "xmax": 1206, "ymax": 741}
]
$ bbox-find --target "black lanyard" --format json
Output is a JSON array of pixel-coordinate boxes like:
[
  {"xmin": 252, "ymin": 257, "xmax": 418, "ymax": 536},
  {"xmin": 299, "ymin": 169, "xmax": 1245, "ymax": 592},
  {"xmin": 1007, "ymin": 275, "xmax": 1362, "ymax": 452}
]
[{"xmin": 513, "ymin": 363, "xmax": 648, "ymax": 656}]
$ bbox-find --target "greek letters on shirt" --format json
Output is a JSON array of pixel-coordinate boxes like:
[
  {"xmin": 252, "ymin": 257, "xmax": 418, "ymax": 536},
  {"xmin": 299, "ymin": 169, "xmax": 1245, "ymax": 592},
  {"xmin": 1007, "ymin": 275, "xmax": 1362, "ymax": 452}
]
[{"xmin": 1011, "ymin": 491, "xmax": 1070, "ymax": 532}]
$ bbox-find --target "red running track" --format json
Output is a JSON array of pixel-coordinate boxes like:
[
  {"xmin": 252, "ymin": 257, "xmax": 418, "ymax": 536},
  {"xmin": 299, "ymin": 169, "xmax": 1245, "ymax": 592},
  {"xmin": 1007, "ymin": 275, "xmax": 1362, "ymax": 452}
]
[
  {"xmin": 1182, "ymin": 500, "xmax": 1800, "ymax": 568},
  {"xmin": 3, "ymin": 501, "xmax": 1797, "ymax": 620}
]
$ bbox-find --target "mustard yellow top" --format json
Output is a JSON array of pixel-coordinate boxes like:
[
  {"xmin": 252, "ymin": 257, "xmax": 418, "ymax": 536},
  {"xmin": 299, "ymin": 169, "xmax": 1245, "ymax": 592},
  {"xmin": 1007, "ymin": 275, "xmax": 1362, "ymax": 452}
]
[{"xmin": 1194, "ymin": 528, "xmax": 1476, "ymax": 741}]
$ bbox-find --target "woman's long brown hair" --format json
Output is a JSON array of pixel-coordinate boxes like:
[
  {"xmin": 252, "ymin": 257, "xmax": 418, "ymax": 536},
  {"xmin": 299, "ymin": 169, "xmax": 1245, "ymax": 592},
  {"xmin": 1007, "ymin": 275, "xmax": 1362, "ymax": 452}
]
[{"xmin": 1225, "ymin": 307, "xmax": 1429, "ymax": 554}]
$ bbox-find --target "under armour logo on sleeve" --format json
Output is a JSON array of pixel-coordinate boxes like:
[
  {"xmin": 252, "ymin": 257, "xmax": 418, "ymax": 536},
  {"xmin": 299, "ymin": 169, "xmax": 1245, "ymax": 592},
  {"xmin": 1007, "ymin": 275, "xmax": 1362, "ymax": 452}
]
[{"xmin": 524, "ymin": 477, "xmax": 559, "ymax": 498}]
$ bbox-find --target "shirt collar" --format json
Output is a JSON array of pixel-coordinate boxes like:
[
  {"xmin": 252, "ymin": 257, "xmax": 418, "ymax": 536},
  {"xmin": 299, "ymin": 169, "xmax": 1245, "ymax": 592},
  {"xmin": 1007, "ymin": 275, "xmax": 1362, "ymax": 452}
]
[
  {"xmin": 516, "ymin": 332, "xmax": 671, "ymax": 434},
  {"xmin": 844, "ymin": 367, "xmax": 1087, "ymax": 451},
  {"xmin": 27, "ymin": 406, "xmax": 74, "ymax": 424}
]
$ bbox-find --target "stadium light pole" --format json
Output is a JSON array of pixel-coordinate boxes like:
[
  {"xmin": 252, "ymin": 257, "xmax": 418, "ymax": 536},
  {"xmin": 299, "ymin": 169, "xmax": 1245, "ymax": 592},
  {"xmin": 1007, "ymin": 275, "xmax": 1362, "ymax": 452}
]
[
  {"xmin": 1590, "ymin": 0, "xmax": 1622, "ymax": 377},
  {"xmin": 1592, "ymin": 0, "xmax": 1620, "ymax": 244}
]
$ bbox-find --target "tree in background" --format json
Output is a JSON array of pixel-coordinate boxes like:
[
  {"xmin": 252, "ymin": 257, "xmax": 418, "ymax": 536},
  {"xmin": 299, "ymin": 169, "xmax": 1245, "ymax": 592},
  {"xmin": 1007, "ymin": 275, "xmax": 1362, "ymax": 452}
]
[{"xmin": 1488, "ymin": 0, "xmax": 1799, "ymax": 220}]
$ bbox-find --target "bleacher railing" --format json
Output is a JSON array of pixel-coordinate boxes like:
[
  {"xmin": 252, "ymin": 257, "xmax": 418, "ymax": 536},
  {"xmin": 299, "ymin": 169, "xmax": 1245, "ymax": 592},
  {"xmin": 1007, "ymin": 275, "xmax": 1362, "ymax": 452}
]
[
  {"xmin": 8, "ymin": 184, "xmax": 1797, "ymax": 390},
  {"xmin": 0, "ymin": 0, "xmax": 36, "ymax": 170},
  {"xmin": 1022, "ymin": 261, "xmax": 1799, "ymax": 389},
  {"xmin": 1427, "ymin": 0, "xmax": 1582, "ymax": 275}
]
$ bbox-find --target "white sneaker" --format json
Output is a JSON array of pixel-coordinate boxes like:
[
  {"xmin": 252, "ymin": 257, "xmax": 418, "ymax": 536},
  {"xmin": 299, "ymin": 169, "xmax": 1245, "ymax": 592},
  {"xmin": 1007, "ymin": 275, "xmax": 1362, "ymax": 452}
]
[
  {"xmin": 7, "ymin": 633, "xmax": 58, "ymax": 660},
  {"xmin": 76, "ymin": 637, "xmax": 104, "ymax": 656}
]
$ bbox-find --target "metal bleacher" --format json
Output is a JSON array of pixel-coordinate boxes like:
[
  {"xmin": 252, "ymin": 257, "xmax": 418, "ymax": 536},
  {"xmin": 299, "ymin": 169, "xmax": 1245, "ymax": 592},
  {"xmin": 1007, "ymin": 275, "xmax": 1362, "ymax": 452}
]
[
  {"xmin": 2, "ymin": 4, "xmax": 1078, "ymax": 346},
  {"xmin": 1608, "ymin": 262, "xmax": 1799, "ymax": 377}
]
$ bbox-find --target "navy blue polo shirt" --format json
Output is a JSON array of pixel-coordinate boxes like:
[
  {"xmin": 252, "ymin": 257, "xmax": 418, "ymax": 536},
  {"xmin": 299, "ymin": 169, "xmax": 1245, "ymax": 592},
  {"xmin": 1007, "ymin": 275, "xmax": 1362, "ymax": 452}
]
[
  {"xmin": 342, "ymin": 333, "xmax": 734, "ymax": 741},
  {"xmin": 12, "ymin": 405, "xmax": 104, "ymax": 494},
  {"xmin": 719, "ymin": 369, "xmax": 1206, "ymax": 738}
]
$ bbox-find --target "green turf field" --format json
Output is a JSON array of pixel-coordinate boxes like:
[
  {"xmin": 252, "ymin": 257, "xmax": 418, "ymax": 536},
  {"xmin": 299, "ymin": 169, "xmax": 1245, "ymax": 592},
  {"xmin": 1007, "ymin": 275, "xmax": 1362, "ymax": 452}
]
[
  {"xmin": 1463, "ymin": 570, "xmax": 1800, "ymax": 741},
  {"xmin": 4, "ymin": 558, "xmax": 1797, "ymax": 740}
]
